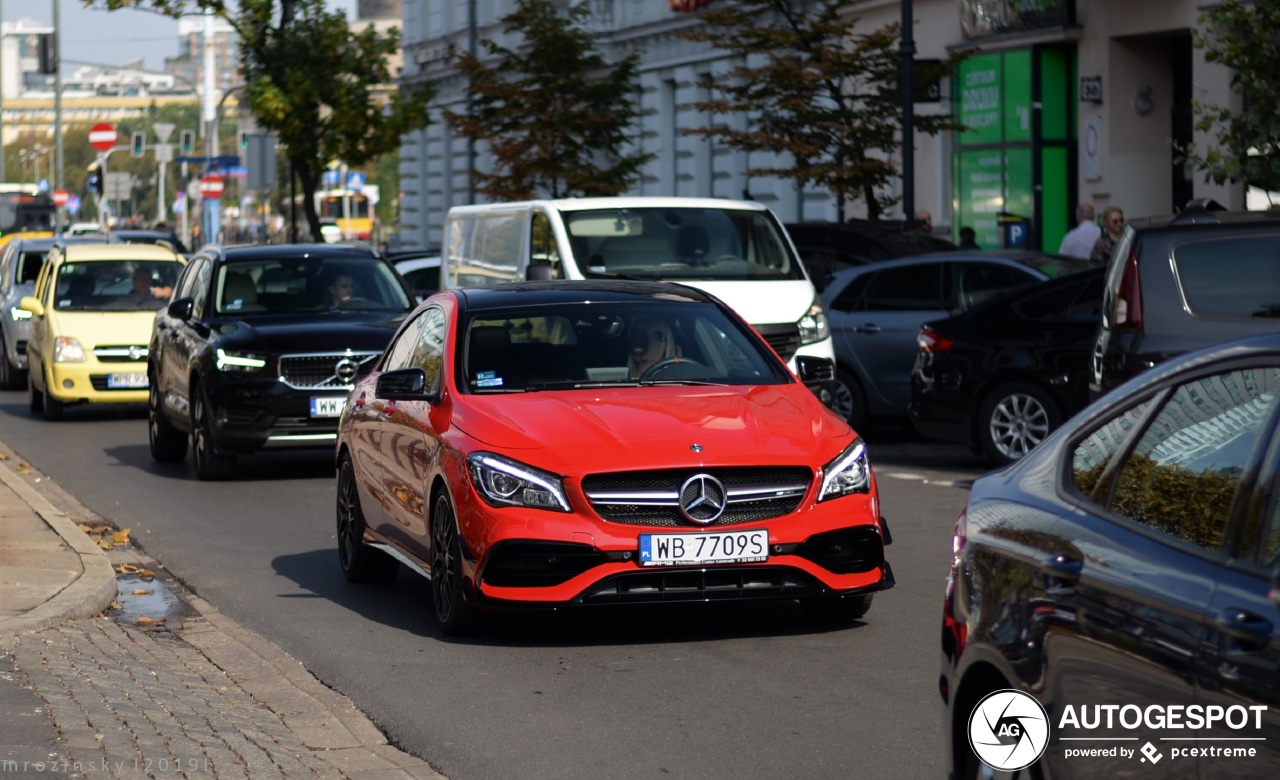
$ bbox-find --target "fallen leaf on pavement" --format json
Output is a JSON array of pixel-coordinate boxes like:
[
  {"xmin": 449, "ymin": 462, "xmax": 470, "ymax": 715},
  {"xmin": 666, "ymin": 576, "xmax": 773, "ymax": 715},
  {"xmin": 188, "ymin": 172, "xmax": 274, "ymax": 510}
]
[
  {"xmin": 114, "ymin": 563, "xmax": 141, "ymax": 574},
  {"xmin": 136, "ymin": 615, "xmax": 163, "ymax": 625},
  {"xmin": 131, "ymin": 589, "xmax": 151, "ymax": 596},
  {"xmin": 0, "ymin": 452, "xmax": 8, "ymax": 460},
  {"xmin": 96, "ymin": 540, "xmax": 112, "ymax": 550},
  {"xmin": 111, "ymin": 528, "xmax": 132, "ymax": 544}
]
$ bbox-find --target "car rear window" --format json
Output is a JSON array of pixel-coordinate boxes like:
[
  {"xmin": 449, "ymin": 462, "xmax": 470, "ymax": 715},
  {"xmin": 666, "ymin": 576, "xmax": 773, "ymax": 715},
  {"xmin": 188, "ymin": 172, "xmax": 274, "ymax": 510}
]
[{"xmin": 1173, "ymin": 235, "xmax": 1280, "ymax": 318}]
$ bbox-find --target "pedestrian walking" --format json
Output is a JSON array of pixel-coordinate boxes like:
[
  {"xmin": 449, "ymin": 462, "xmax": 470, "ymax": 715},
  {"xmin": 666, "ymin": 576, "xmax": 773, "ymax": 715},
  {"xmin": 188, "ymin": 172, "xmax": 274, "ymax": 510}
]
[
  {"xmin": 1090, "ymin": 207, "xmax": 1125, "ymax": 263},
  {"xmin": 1058, "ymin": 203, "xmax": 1101, "ymax": 259}
]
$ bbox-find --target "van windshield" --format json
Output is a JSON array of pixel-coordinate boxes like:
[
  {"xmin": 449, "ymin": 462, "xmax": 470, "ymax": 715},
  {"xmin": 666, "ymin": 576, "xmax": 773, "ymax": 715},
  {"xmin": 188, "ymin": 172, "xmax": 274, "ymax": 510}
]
[{"xmin": 562, "ymin": 207, "xmax": 808, "ymax": 281}]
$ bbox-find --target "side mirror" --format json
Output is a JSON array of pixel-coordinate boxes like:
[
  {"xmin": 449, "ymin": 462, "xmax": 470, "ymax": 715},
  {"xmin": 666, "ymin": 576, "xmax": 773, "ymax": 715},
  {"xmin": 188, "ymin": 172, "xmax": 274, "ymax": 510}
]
[
  {"xmin": 526, "ymin": 263, "xmax": 555, "ymax": 282},
  {"xmin": 795, "ymin": 355, "xmax": 835, "ymax": 384},
  {"xmin": 376, "ymin": 367, "xmax": 439, "ymax": 403},
  {"xmin": 18, "ymin": 295, "xmax": 44, "ymax": 318},
  {"xmin": 167, "ymin": 297, "xmax": 194, "ymax": 320}
]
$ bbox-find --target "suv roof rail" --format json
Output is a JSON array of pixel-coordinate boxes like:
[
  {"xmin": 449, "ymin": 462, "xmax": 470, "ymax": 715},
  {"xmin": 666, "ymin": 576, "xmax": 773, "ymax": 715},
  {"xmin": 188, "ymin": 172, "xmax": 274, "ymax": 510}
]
[{"xmin": 1170, "ymin": 198, "xmax": 1227, "ymax": 226}]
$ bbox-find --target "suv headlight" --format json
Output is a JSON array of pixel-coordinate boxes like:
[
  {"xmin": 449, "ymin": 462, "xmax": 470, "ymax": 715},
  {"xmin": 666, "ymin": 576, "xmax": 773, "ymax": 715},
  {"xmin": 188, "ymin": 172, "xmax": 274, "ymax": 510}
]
[
  {"xmin": 818, "ymin": 438, "xmax": 871, "ymax": 501},
  {"xmin": 467, "ymin": 452, "xmax": 570, "ymax": 512},
  {"xmin": 798, "ymin": 298, "xmax": 830, "ymax": 345},
  {"xmin": 215, "ymin": 348, "xmax": 268, "ymax": 372},
  {"xmin": 53, "ymin": 336, "xmax": 85, "ymax": 362}
]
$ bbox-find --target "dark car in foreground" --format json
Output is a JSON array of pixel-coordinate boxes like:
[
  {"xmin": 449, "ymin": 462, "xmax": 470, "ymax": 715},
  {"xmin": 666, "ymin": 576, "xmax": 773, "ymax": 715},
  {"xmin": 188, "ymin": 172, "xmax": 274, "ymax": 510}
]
[
  {"xmin": 1091, "ymin": 199, "xmax": 1280, "ymax": 400},
  {"xmin": 821, "ymin": 251, "xmax": 1092, "ymax": 429},
  {"xmin": 148, "ymin": 243, "xmax": 415, "ymax": 479},
  {"xmin": 336, "ymin": 280, "xmax": 893, "ymax": 634},
  {"xmin": 942, "ymin": 332, "xmax": 1280, "ymax": 779},
  {"xmin": 910, "ymin": 267, "xmax": 1105, "ymax": 464}
]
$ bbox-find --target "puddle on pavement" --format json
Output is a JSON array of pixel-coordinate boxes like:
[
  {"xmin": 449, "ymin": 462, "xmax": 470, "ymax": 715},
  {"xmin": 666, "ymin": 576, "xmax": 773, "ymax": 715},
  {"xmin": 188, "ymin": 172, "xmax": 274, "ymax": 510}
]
[{"xmin": 112, "ymin": 574, "xmax": 195, "ymax": 632}]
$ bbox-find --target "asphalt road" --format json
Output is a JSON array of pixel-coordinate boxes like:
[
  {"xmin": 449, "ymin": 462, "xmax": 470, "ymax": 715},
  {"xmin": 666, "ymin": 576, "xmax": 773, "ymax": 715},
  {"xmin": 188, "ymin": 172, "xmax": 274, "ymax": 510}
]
[{"xmin": 0, "ymin": 391, "xmax": 993, "ymax": 780}]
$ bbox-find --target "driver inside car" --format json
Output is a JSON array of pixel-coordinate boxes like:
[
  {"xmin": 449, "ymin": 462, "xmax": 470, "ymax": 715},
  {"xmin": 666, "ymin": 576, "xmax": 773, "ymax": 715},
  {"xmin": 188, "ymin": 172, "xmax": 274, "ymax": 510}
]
[
  {"xmin": 627, "ymin": 316, "xmax": 679, "ymax": 378},
  {"xmin": 327, "ymin": 273, "xmax": 358, "ymax": 308}
]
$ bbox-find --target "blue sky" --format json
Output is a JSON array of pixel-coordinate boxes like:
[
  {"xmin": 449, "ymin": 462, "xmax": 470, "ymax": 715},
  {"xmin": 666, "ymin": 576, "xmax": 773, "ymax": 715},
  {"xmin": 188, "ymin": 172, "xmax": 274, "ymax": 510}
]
[{"xmin": 9, "ymin": 1, "xmax": 359, "ymax": 75}]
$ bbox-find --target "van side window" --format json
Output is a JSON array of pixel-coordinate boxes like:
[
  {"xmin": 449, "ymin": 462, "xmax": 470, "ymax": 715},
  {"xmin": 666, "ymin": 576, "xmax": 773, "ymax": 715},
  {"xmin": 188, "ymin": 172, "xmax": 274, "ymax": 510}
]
[{"xmin": 530, "ymin": 211, "xmax": 562, "ymax": 279}]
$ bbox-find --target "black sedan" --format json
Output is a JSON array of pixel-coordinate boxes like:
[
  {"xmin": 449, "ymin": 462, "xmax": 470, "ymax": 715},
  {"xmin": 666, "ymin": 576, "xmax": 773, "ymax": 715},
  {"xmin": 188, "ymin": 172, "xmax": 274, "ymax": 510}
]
[
  {"xmin": 909, "ymin": 267, "xmax": 1105, "ymax": 464},
  {"xmin": 147, "ymin": 243, "xmax": 415, "ymax": 479},
  {"xmin": 941, "ymin": 331, "xmax": 1280, "ymax": 779}
]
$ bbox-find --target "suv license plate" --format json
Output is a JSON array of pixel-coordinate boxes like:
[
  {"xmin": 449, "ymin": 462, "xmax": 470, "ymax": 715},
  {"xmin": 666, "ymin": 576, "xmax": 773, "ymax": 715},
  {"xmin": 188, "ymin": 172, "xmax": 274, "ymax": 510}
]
[
  {"xmin": 639, "ymin": 529, "xmax": 769, "ymax": 567},
  {"xmin": 107, "ymin": 373, "xmax": 148, "ymax": 389},
  {"xmin": 310, "ymin": 397, "xmax": 346, "ymax": 418}
]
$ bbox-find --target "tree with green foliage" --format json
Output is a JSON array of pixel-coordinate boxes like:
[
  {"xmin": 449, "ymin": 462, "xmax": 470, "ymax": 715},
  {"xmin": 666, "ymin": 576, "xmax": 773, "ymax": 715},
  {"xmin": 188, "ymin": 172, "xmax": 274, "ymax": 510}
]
[
  {"xmin": 680, "ymin": 0, "xmax": 960, "ymax": 220},
  {"xmin": 443, "ymin": 0, "xmax": 653, "ymax": 200},
  {"xmin": 1178, "ymin": 0, "xmax": 1280, "ymax": 195},
  {"xmin": 97, "ymin": 0, "xmax": 433, "ymax": 240}
]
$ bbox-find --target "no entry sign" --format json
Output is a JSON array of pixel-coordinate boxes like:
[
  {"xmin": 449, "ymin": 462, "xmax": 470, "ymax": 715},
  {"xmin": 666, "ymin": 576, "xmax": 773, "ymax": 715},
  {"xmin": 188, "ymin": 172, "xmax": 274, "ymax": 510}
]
[
  {"xmin": 52, "ymin": 189, "xmax": 69, "ymax": 207},
  {"xmin": 89, "ymin": 123, "xmax": 117, "ymax": 152},
  {"xmin": 199, "ymin": 175, "xmax": 224, "ymax": 200}
]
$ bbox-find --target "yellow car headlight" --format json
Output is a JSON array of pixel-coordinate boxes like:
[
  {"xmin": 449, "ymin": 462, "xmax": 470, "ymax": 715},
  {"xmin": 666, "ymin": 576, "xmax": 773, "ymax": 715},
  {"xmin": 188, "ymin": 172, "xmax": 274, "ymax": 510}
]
[{"xmin": 53, "ymin": 336, "xmax": 86, "ymax": 363}]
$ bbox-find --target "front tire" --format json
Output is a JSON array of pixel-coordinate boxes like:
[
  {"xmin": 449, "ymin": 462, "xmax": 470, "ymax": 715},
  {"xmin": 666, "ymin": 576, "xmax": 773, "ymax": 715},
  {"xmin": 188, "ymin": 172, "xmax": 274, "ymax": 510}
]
[
  {"xmin": 38, "ymin": 370, "xmax": 63, "ymax": 421},
  {"xmin": 149, "ymin": 381, "xmax": 187, "ymax": 462},
  {"xmin": 431, "ymin": 492, "xmax": 478, "ymax": 636},
  {"xmin": 977, "ymin": 382, "xmax": 1060, "ymax": 465},
  {"xmin": 191, "ymin": 388, "xmax": 234, "ymax": 480},
  {"xmin": 336, "ymin": 455, "xmax": 398, "ymax": 583},
  {"xmin": 28, "ymin": 371, "xmax": 44, "ymax": 414},
  {"xmin": 802, "ymin": 593, "xmax": 873, "ymax": 624},
  {"xmin": 831, "ymin": 368, "xmax": 868, "ymax": 431},
  {"xmin": 0, "ymin": 333, "xmax": 23, "ymax": 390}
]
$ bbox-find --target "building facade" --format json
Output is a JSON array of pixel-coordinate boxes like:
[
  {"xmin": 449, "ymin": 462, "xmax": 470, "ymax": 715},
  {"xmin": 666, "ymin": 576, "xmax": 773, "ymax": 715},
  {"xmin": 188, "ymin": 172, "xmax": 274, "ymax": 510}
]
[{"xmin": 395, "ymin": 0, "xmax": 1244, "ymax": 252}]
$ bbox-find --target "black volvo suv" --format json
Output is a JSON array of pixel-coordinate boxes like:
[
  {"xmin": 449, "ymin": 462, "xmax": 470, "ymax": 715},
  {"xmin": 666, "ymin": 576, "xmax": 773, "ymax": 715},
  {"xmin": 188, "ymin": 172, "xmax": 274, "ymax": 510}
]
[{"xmin": 148, "ymin": 243, "xmax": 415, "ymax": 479}]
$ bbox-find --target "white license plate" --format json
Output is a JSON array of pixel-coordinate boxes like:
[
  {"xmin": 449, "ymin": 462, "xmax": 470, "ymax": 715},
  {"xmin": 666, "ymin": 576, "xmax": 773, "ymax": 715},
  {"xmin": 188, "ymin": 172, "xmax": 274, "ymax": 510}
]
[
  {"xmin": 310, "ymin": 396, "xmax": 346, "ymax": 417},
  {"xmin": 638, "ymin": 529, "xmax": 769, "ymax": 567},
  {"xmin": 107, "ymin": 373, "xmax": 148, "ymax": 389}
]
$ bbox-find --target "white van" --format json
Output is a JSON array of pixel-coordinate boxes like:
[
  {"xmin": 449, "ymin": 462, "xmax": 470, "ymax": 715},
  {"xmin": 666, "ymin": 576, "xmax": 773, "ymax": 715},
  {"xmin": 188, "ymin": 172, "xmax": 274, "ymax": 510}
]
[{"xmin": 440, "ymin": 197, "xmax": 835, "ymax": 402}]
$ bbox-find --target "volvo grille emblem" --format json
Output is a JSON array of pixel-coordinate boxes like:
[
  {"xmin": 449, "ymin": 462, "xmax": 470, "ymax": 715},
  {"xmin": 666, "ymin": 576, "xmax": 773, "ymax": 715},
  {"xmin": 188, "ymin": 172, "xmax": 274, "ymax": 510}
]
[
  {"xmin": 128, "ymin": 346, "xmax": 144, "ymax": 361},
  {"xmin": 335, "ymin": 358, "xmax": 359, "ymax": 383},
  {"xmin": 679, "ymin": 474, "xmax": 726, "ymax": 525},
  {"xmin": 689, "ymin": 443, "xmax": 703, "ymax": 453}
]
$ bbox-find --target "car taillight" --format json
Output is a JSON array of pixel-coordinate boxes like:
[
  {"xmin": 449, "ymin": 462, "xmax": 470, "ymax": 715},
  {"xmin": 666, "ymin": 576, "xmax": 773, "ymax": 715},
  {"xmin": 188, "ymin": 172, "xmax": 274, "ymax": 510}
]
[
  {"xmin": 1112, "ymin": 247, "xmax": 1142, "ymax": 330},
  {"xmin": 917, "ymin": 326, "xmax": 953, "ymax": 353}
]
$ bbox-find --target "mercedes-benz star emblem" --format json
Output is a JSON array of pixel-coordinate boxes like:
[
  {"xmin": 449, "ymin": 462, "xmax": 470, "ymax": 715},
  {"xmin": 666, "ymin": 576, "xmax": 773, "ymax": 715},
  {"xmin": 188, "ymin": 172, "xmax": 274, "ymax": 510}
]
[
  {"xmin": 335, "ymin": 358, "xmax": 359, "ymax": 384},
  {"xmin": 679, "ymin": 474, "xmax": 726, "ymax": 525}
]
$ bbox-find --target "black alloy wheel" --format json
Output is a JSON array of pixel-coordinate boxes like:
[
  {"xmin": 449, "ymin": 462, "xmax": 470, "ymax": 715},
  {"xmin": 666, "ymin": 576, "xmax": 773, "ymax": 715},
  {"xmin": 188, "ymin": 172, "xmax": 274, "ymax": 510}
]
[
  {"xmin": 148, "ymin": 380, "xmax": 187, "ymax": 462},
  {"xmin": 191, "ymin": 388, "xmax": 234, "ymax": 480},
  {"xmin": 431, "ymin": 492, "xmax": 477, "ymax": 636},
  {"xmin": 336, "ymin": 455, "xmax": 398, "ymax": 583}
]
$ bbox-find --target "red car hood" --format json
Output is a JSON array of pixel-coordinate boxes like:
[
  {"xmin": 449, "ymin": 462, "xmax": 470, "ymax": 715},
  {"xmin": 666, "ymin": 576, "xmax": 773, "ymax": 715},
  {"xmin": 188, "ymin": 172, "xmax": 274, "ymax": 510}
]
[{"xmin": 451, "ymin": 385, "xmax": 851, "ymax": 471}]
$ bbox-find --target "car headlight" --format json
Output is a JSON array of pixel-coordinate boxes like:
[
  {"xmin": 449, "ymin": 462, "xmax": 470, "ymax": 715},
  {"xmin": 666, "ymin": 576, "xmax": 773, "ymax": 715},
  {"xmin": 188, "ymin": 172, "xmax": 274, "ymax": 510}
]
[
  {"xmin": 798, "ymin": 298, "xmax": 830, "ymax": 345},
  {"xmin": 467, "ymin": 452, "xmax": 570, "ymax": 512},
  {"xmin": 53, "ymin": 336, "xmax": 85, "ymax": 362},
  {"xmin": 215, "ymin": 348, "xmax": 268, "ymax": 372},
  {"xmin": 818, "ymin": 438, "xmax": 871, "ymax": 501},
  {"xmin": 8, "ymin": 306, "xmax": 30, "ymax": 321}
]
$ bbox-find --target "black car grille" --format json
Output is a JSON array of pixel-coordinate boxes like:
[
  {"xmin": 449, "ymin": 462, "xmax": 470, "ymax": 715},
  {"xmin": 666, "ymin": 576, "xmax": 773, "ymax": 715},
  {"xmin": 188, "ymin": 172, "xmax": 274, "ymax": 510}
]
[
  {"xmin": 581, "ymin": 467, "xmax": 811, "ymax": 527},
  {"xmin": 793, "ymin": 527, "xmax": 884, "ymax": 574},
  {"xmin": 753, "ymin": 324, "xmax": 802, "ymax": 362},
  {"xmin": 15, "ymin": 339, "xmax": 26, "ymax": 356},
  {"xmin": 576, "ymin": 566, "xmax": 825, "ymax": 604},
  {"xmin": 480, "ymin": 541, "xmax": 609, "ymax": 588},
  {"xmin": 278, "ymin": 351, "xmax": 380, "ymax": 390},
  {"xmin": 93, "ymin": 345, "xmax": 149, "ymax": 363}
]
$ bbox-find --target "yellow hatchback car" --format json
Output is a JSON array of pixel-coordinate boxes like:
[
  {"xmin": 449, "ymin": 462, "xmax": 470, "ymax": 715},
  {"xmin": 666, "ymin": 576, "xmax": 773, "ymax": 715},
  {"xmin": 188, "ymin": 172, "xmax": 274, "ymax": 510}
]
[{"xmin": 20, "ymin": 242, "xmax": 184, "ymax": 420}]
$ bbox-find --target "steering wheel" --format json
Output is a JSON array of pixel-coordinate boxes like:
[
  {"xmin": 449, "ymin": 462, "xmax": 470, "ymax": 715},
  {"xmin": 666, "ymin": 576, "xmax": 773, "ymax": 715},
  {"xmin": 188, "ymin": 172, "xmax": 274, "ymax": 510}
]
[
  {"xmin": 336, "ymin": 296, "xmax": 374, "ymax": 310},
  {"xmin": 639, "ymin": 357, "xmax": 708, "ymax": 380},
  {"xmin": 712, "ymin": 254, "xmax": 744, "ymax": 264}
]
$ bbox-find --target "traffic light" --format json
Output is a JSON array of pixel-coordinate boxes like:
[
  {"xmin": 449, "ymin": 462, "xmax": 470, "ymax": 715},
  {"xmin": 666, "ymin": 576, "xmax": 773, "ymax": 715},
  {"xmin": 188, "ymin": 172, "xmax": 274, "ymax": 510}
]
[
  {"xmin": 131, "ymin": 131, "xmax": 145, "ymax": 157},
  {"xmin": 180, "ymin": 129, "xmax": 194, "ymax": 155},
  {"xmin": 87, "ymin": 162, "xmax": 103, "ymax": 198},
  {"xmin": 239, "ymin": 130, "xmax": 249, "ymax": 149},
  {"xmin": 37, "ymin": 34, "xmax": 57, "ymax": 75}
]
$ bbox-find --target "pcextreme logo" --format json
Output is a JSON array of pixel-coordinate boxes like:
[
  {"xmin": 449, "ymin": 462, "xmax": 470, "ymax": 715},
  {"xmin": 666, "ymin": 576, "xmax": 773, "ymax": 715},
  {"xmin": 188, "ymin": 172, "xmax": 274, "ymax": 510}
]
[{"xmin": 968, "ymin": 689, "xmax": 1050, "ymax": 771}]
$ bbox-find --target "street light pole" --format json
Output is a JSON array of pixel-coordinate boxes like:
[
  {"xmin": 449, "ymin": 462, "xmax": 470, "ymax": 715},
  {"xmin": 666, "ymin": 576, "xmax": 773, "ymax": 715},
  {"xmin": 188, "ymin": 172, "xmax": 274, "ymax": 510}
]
[
  {"xmin": 900, "ymin": 0, "xmax": 915, "ymax": 230},
  {"xmin": 54, "ymin": 0, "xmax": 64, "ymax": 231}
]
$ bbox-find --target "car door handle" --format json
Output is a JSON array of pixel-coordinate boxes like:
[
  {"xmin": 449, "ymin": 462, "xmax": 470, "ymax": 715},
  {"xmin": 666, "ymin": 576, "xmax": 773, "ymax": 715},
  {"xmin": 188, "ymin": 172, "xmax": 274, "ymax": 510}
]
[
  {"xmin": 1042, "ymin": 553, "xmax": 1082, "ymax": 590},
  {"xmin": 854, "ymin": 323, "xmax": 882, "ymax": 334},
  {"xmin": 1216, "ymin": 607, "xmax": 1273, "ymax": 645}
]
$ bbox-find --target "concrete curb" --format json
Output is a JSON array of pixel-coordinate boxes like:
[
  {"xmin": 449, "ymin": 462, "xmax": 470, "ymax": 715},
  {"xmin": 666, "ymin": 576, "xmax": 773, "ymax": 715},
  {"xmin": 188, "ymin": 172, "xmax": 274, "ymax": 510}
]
[{"xmin": 0, "ymin": 458, "xmax": 117, "ymax": 638}]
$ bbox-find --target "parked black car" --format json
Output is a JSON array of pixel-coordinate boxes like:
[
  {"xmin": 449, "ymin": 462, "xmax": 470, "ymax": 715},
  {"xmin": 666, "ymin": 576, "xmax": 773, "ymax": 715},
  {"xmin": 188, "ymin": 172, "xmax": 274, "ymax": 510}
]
[
  {"xmin": 784, "ymin": 220, "xmax": 956, "ymax": 289},
  {"xmin": 1091, "ymin": 199, "xmax": 1280, "ymax": 400},
  {"xmin": 147, "ymin": 243, "xmax": 415, "ymax": 479},
  {"xmin": 910, "ymin": 267, "xmax": 1105, "ymax": 464},
  {"xmin": 942, "ymin": 332, "xmax": 1280, "ymax": 779}
]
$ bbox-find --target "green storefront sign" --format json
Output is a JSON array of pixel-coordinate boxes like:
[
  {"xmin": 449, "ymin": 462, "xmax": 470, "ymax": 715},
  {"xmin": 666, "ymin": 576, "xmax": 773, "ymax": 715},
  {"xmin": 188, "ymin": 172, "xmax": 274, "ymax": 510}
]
[{"xmin": 953, "ymin": 47, "xmax": 1074, "ymax": 252}]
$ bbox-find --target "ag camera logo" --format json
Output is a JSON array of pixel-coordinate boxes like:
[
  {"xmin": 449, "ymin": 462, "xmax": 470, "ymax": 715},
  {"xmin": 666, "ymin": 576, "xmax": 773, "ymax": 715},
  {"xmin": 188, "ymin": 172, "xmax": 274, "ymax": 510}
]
[{"xmin": 968, "ymin": 689, "xmax": 1050, "ymax": 771}]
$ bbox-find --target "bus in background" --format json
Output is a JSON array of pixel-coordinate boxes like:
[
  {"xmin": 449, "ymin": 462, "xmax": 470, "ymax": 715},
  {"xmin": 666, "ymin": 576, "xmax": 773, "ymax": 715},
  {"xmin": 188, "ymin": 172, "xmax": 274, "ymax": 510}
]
[
  {"xmin": 0, "ymin": 184, "xmax": 55, "ymax": 248},
  {"xmin": 315, "ymin": 188, "xmax": 373, "ymax": 241}
]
